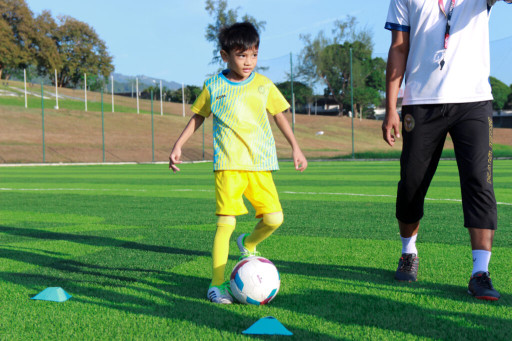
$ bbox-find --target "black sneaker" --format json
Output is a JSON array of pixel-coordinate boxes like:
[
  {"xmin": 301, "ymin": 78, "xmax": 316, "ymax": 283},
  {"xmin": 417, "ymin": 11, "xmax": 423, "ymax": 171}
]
[
  {"xmin": 468, "ymin": 271, "xmax": 500, "ymax": 301},
  {"xmin": 395, "ymin": 253, "xmax": 419, "ymax": 282}
]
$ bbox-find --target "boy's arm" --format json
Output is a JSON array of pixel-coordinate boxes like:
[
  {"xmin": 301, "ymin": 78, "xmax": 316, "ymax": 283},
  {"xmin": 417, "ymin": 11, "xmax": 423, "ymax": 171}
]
[
  {"xmin": 169, "ymin": 114, "xmax": 206, "ymax": 173},
  {"xmin": 273, "ymin": 112, "xmax": 308, "ymax": 172},
  {"xmin": 383, "ymin": 29, "xmax": 409, "ymax": 147}
]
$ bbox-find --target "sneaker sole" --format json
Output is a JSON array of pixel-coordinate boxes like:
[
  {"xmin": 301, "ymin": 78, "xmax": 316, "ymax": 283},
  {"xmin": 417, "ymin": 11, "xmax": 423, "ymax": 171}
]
[
  {"xmin": 210, "ymin": 300, "xmax": 233, "ymax": 304},
  {"xmin": 467, "ymin": 290, "xmax": 500, "ymax": 301}
]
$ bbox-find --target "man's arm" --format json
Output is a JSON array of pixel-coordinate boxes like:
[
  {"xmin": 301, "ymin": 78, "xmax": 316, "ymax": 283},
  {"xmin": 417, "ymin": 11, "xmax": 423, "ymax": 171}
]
[
  {"xmin": 169, "ymin": 114, "xmax": 205, "ymax": 172},
  {"xmin": 382, "ymin": 29, "xmax": 410, "ymax": 147},
  {"xmin": 273, "ymin": 112, "xmax": 307, "ymax": 172}
]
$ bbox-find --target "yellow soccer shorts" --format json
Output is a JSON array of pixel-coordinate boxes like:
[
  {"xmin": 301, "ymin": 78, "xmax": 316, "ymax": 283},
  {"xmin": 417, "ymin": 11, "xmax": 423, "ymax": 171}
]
[{"xmin": 214, "ymin": 170, "xmax": 282, "ymax": 218}]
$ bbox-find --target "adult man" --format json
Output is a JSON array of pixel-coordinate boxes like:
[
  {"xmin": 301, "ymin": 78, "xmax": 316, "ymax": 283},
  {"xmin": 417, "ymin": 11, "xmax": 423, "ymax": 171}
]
[{"xmin": 383, "ymin": 0, "xmax": 511, "ymax": 300}]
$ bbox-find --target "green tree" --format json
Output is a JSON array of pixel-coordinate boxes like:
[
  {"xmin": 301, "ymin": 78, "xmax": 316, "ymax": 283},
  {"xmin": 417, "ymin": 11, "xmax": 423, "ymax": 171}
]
[
  {"xmin": 33, "ymin": 10, "xmax": 61, "ymax": 78},
  {"xmin": 297, "ymin": 16, "xmax": 385, "ymax": 118},
  {"xmin": 167, "ymin": 85, "xmax": 201, "ymax": 104},
  {"xmin": 0, "ymin": 0, "xmax": 36, "ymax": 79},
  {"xmin": 276, "ymin": 81, "xmax": 314, "ymax": 108},
  {"xmin": 205, "ymin": 0, "xmax": 266, "ymax": 67},
  {"xmin": 185, "ymin": 85, "xmax": 202, "ymax": 104},
  {"xmin": 141, "ymin": 86, "xmax": 158, "ymax": 100},
  {"xmin": 54, "ymin": 16, "xmax": 114, "ymax": 88},
  {"xmin": 168, "ymin": 88, "xmax": 182, "ymax": 103},
  {"xmin": 82, "ymin": 74, "xmax": 104, "ymax": 92},
  {"xmin": 490, "ymin": 76, "xmax": 512, "ymax": 111},
  {"xmin": 349, "ymin": 87, "xmax": 381, "ymax": 118},
  {"xmin": 0, "ymin": 17, "xmax": 19, "ymax": 79}
]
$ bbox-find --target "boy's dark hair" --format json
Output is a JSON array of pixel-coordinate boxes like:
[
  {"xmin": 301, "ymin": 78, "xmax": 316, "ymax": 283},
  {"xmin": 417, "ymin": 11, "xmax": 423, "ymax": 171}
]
[{"xmin": 219, "ymin": 22, "xmax": 260, "ymax": 53}]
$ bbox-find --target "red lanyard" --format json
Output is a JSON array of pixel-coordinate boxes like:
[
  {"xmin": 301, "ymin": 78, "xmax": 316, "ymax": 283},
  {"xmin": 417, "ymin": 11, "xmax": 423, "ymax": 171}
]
[{"xmin": 438, "ymin": 0, "xmax": 456, "ymax": 70}]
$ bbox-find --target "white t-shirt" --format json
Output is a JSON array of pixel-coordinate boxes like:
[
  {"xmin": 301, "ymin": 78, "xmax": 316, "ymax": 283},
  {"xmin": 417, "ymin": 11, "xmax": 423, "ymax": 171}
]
[{"xmin": 385, "ymin": 0, "xmax": 509, "ymax": 105}]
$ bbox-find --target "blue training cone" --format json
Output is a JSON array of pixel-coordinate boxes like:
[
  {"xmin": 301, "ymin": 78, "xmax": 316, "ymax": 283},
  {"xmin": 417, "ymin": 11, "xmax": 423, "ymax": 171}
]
[
  {"xmin": 31, "ymin": 287, "xmax": 72, "ymax": 302},
  {"xmin": 242, "ymin": 316, "xmax": 293, "ymax": 336}
]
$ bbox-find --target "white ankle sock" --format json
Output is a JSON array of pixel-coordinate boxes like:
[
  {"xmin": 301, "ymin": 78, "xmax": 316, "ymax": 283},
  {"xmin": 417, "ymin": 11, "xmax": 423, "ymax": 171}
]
[
  {"xmin": 401, "ymin": 234, "xmax": 418, "ymax": 255},
  {"xmin": 472, "ymin": 250, "xmax": 491, "ymax": 275}
]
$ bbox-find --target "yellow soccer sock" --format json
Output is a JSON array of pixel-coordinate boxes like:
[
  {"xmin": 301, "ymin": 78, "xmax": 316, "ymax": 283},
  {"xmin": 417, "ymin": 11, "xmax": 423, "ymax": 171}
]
[
  {"xmin": 211, "ymin": 216, "xmax": 236, "ymax": 286},
  {"xmin": 244, "ymin": 212, "xmax": 283, "ymax": 252}
]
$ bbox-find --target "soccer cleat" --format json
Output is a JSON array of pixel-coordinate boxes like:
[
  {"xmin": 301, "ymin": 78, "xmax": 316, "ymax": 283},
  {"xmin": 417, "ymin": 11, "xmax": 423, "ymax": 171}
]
[
  {"xmin": 207, "ymin": 281, "xmax": 233, "ymax": 304},
  {"xmin": 237, "ymin": 233, "xmax": 261, "ymax": 259},
  {"xmin": 395, "ymin": 253, "xmax": 419, "ymax": 282},
  {"xmin": 468, "ymin": 271, "xmax": 500, "ymax": 301}
]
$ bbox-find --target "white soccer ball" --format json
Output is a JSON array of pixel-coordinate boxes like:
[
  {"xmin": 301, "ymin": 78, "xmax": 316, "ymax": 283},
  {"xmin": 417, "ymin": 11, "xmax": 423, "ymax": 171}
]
[{"xmin": 230, "ymin": 256, "xmax": 280, "ymax": 305}]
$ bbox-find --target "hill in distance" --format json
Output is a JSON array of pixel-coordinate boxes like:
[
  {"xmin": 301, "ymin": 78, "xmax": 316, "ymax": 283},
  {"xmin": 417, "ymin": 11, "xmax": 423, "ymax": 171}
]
[
  {"xmin": 8, "ymin": 72, "xmax": 183, "ymax": 94},
  {"xmin": 114, "ymin": 73, "xmax": 181, "ymax": 90},
  {"xmin": 112, "ymin": 73, "xmax": 182, "ymax": 93}
]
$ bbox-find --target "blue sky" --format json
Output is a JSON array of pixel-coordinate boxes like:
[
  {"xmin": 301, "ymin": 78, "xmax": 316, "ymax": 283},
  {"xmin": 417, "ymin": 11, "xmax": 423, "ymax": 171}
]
[{"xmin": 25, "ymin": 0, "xmax": 512, "ymax": 88}]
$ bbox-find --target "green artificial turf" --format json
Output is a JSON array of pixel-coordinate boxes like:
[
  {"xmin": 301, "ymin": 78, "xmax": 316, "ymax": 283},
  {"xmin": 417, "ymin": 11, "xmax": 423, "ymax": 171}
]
[{"xmin": 0, "ymin": 161, "xmax": 511, "ymax": 340}]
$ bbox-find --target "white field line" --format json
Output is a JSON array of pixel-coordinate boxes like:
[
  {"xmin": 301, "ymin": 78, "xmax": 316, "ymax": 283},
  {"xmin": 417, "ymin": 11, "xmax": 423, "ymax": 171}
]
[
  {"xmin": 0, "ymin": 188, "xmax": 147, "ymax": 192},
  {"xmin": 0, "ymin": 161, "xmax": 209, "ymax": 167},
  {"xmin": 1, "ymin": 187, "xmax": 511, "ymax": 206},
  {"xmin": 282, "ymin": 190, "xmax": 512, "ymax": 206}
]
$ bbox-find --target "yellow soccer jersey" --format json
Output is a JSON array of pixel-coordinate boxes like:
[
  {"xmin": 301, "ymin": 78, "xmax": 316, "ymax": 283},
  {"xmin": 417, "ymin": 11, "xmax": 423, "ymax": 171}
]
[{"xmin": 191, "ymin": 70, "xmax": 290, "ymax": 171}]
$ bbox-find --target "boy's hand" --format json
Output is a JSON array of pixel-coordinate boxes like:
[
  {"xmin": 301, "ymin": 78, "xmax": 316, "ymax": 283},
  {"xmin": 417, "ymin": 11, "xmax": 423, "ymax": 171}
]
[
  {"xmin": 169, "ymin": 147, "xmax": 183, "ymax": 173},
  {"xmin": 382, "ymin": 110, "xmax": 401, "ymax": 147},
  {"xmin": 293, "ymin": 149, "xmax": 308, "ymax": 172}
]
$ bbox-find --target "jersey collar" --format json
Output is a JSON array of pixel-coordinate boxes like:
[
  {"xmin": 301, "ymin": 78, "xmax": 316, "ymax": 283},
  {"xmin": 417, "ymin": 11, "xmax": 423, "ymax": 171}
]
[{"xmin": 219, "ymin": 69, "xmax": 255, "ymax": 86}]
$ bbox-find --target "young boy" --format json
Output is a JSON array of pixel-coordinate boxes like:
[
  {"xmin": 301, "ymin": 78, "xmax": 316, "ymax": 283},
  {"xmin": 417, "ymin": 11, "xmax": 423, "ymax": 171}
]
[{"xmin": 169, "ymin": 22, "xmax": 307, "ymax": 304}]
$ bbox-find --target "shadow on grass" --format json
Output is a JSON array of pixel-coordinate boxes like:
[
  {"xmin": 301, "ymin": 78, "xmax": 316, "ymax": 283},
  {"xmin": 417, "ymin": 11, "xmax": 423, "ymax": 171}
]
[
  {"xmin": 1, "ymin": 223, "xmax": 509, "ymax": 308},
  {"xmin": 1, "ymin": 223, "xmax": 510, "ymax": 339},
  {"xmin": 276, "ymin": 289, "xmax": 512, "ymax": 340},
  {"xmin": 0, "ymin": 224, "xmax": 208, "ymax": 257},
  {"xmin": 275, "ymin": 260, "xmax": 511, "ymax": 307},
  {"xmin": 0, "ymin": 224, "xmax": 338, "ymax": 338},
  {"xmin": 0, "ymin": 268, "xmax": 340, "ymax": 340}
]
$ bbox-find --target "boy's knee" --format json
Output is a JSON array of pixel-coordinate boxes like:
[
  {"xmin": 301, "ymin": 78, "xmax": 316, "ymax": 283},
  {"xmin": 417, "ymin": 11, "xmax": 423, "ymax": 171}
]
[
  {"xmin": 217, "ymin": 216, "xmax": 236, "ymax": 233},
  {"xmin": 263, "ymin": 212, "xmax": 283, "ymax": 230}
]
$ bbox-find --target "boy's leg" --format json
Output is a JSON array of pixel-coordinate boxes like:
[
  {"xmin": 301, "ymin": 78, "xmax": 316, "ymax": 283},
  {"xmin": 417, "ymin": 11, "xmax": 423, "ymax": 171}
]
[
  {"xmin": 211, "ymin": 171, "xmax": 248, "ymax": 287},
  {"xmin": 240, "ymin": 171, "xmax": 283, "ymax": 255},
  {"xmin": 243, "ymin": 212, "xmax": 283, "ymax": 253},
  {"xmin": 211, "ymin": 215, "xmax": 236, "ymax": 286}
]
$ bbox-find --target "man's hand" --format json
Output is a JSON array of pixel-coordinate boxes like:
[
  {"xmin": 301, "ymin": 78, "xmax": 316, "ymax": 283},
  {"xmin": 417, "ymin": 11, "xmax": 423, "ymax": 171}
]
[
  {"xmin": 169, "ymin": 146, "xmax": 182, "ymax": 173},
  {"xmin": 292, "ymin": 148, "xmax": 308, "ymax": 172},
  {"xmin": 382, "ymin": 111, "xmax": 401, "ymax": 147}
]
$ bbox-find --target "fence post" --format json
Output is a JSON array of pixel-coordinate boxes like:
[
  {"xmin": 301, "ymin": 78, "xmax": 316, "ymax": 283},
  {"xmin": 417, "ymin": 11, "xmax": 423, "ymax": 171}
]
[
  {"xmin": 41, "ymin": 82, "xmax": 45, "ymax": 163},
  {"xmin": 84, "ymin": 73, "xmax": 88, "ymax": 112},
  {"xmin": 24, "ymin": 69, "xmax": 27, "ymax": 108},
  {"xmin": 54, "ymin": 69, "xmax": 59, "ymax": 110},
  {"xmin": 350, "ymin": 48, "xmax": 355, "ymax": 159},
  {"xmin": 160, "ymin": 80, "xmax": 163, "ymax": 116},
  {"xmin": 151, "ymin": 90, "xmax": 155, "ymax": 162},
  {"xmin": 136, "ymin": 78, "xmax": 139, "ymax": 114},
  {"xmin": 182, "ymin": 83, "xmax": 185, "ymax": 117},
  {"xmin": 101, "ymin": 88, "xmax": 105, "ymax": 162},
  {"xmin": 111, "ymin": 75, "xmax": 115, "ymax": 113},
  {"xmin": 290, "ymin": 52, "xmax": 295, "ymax": 132}
]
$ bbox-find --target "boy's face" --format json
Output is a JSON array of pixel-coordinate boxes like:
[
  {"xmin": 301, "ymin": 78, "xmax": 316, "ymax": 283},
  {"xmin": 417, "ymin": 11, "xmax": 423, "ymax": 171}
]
[{"xmin": 221, "ymin": 46, "xmax": 258, "ymax": 81}]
